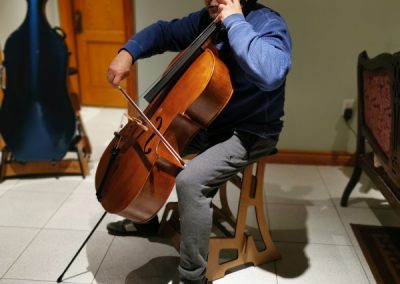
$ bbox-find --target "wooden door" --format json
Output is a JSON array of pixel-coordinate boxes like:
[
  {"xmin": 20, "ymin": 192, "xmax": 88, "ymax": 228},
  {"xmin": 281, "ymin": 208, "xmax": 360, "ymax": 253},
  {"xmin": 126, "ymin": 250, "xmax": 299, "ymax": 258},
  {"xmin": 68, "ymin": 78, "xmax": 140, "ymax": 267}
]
[{"xmin": 59, "ymin": 0, "xmax": 136, "ymax": 108}]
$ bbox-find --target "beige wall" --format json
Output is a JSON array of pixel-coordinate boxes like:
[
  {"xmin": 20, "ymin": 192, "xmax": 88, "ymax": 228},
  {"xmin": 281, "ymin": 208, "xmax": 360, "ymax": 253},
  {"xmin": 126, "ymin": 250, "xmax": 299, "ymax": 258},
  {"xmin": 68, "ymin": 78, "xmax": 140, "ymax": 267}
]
[
  {"xmin": 0, "ymin": 0, "xmax": 59, "ymax": 45},
  {"xmin": 266, "ymin": 0, "xmax": 400, "ymax": 152},
  {"xmin": 1, "ymin": 0, "xmax": 400, "ymax": 153}
]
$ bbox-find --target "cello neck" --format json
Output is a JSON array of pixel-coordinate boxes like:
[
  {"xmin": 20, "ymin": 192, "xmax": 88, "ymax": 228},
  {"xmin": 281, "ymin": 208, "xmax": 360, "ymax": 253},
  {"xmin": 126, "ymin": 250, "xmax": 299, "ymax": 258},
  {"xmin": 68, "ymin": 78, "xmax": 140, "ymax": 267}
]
[{"xmin": 142, "ymin": 22, "xmax": 218, "ymax": 105}]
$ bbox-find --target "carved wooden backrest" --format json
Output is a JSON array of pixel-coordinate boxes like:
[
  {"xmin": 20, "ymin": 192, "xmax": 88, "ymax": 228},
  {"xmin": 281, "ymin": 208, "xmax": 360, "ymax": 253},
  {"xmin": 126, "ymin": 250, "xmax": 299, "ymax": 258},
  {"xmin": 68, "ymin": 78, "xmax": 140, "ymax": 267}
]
[{"xmin": 358, "ymin": 51, "xmax": 400, "ymax": 186}]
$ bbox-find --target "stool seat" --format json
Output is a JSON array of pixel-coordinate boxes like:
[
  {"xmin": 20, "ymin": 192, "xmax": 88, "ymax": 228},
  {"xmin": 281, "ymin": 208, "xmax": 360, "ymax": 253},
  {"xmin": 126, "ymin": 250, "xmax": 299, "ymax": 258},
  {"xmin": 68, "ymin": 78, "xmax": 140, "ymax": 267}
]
[{"xmin": 159, "ymin": 153, "xmax": 280, "ymax": 281}]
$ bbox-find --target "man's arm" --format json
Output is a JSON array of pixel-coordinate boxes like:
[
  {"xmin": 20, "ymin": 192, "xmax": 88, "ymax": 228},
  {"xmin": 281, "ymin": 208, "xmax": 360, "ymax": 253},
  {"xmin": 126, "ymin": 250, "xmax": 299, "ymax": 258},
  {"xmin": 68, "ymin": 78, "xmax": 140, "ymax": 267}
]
[
  {"xmin": 107, "ymin": 9, "xmax": 205, "ymax": 87},
  {"xmin": 223, "ymin": 10, "xmax": 292, "ymax": 91}
]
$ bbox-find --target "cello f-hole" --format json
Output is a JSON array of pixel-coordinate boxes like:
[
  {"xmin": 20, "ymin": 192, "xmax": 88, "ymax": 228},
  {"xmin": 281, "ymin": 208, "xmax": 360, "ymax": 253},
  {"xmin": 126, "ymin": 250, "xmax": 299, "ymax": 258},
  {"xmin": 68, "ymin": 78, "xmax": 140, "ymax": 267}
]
[{"xmin": 143, "ymin": 116, "xmax": 163, "ymax": 154}]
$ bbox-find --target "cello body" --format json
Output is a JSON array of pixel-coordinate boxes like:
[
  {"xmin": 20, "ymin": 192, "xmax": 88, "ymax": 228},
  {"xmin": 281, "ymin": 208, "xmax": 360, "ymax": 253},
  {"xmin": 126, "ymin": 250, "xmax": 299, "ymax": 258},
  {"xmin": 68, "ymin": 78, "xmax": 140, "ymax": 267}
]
[
  {"xmin": 95, "ymin": 49, "xmax": 233, "ymax": 222},
  {"xmin": 0, "ymin": 0, "xmax": 76, "ymax": 161}
]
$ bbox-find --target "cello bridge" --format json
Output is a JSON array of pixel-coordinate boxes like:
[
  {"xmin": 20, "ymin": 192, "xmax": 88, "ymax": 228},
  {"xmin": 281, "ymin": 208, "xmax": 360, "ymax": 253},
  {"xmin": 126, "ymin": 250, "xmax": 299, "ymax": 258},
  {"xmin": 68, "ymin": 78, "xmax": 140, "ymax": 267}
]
[{"xmin": 124, "ymin": 113, "xmax": 148, "ymax": 132}]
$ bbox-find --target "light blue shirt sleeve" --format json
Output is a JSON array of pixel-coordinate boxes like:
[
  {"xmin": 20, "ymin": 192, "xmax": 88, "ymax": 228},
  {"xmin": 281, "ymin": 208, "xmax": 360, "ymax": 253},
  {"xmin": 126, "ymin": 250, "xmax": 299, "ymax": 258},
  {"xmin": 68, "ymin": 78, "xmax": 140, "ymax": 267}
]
[{"xmin": 222, "ymin": 12, "xmax": 291, "ymax": 91}]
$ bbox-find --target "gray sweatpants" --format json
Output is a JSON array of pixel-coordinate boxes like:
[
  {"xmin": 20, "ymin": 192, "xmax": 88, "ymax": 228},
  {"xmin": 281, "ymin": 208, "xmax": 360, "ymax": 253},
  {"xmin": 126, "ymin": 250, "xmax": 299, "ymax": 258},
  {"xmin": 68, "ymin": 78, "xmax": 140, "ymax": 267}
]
[{"xmin": 176, "ymin": 129, "xmax": 278, "ymax": 283}]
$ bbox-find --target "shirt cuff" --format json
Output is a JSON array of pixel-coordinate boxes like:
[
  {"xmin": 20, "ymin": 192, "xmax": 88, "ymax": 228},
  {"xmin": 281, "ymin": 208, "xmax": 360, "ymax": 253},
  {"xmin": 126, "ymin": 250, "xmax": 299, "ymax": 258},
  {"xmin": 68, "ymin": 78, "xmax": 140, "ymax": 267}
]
[{"xmin": 122, "ymin": 39, "xmax": 144, "ymax": 61}]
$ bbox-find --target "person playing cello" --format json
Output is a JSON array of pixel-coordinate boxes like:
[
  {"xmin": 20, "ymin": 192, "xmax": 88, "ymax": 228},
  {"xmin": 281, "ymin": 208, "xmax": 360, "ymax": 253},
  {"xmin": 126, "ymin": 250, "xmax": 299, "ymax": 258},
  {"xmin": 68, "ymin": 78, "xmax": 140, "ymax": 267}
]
[{"xmin": 106, "ymin": 0, "xmax": 291, "ymax": 283}]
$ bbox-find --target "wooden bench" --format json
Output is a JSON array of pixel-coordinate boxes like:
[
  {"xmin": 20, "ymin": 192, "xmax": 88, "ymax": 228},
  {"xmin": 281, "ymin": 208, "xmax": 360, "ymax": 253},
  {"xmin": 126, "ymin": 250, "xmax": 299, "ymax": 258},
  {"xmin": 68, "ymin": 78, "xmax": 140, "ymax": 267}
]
[{"xmin": 341, "ymin": 51, "xmax": 400, "ymax": 214}]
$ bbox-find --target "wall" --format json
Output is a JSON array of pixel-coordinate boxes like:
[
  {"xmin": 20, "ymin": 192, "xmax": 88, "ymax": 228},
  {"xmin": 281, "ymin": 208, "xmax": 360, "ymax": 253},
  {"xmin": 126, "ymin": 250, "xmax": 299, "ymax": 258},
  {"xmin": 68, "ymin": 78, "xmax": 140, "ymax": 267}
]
[
  {"xmin": 0, "ymin": 0, "xmax": 59, "ymax": 46},
  {"xmin": 265, "ymin": 0, "xmax": 400, "ymax": 152},
  {"xmin": 1, "ymin": 0, "xmax": 399, "ymax": 153}
]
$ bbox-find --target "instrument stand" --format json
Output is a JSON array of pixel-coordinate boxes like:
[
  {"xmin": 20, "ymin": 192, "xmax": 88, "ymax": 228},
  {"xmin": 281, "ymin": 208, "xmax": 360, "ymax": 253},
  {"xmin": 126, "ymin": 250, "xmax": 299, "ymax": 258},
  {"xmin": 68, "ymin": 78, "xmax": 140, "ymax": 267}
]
[
  {"xmin": 159, "ymin": 155, "xmax": 281, "ymax": 281},
  {"xmin": 0, "ymin": 92, "xmax": 91, "ymax": 181}
]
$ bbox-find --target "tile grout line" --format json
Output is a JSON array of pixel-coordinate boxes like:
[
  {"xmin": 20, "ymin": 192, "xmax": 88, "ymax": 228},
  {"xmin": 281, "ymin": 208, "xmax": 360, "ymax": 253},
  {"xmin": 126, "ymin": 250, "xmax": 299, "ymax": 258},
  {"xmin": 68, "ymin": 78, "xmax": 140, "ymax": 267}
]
[
  {"xmin": 315, "ymin": 166, "xmax": 373, "ymax": 284},
  {"xmin": 0, "ymin": 227, "xmax": 42, "ymax": 280},
  {"xmin": 0, "ymin": 179, "xmax": 83, "ymax": 282},
  {"xmin": 90, "ymin": 234, "xmax": 117, "ymax": 284}
]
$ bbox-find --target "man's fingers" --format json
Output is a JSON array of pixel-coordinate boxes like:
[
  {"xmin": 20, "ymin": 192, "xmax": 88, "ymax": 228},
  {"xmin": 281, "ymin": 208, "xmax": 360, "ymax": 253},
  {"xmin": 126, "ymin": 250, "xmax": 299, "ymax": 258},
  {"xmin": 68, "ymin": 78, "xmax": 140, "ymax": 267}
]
[
  {"xmin": 112, "ymin": 73, "xmax": 126, "ymax": 87},
  {"xmin": 107, "ymin": 70, "xmax": 120, "ymax": 88},
  {"xmin": 106, "ymin": 50, "xmax": 133, "ymax": 88},
  {"xmin": 112, "ymin": 77, "xmax": 120, "ymax": 87},
  {"xmin": 107, "ymin": 69, "xmax": 119, "ymax": 87},
  {"xmin": 107, "ymin": 70, "xmax": 114, "ymax": 85}
]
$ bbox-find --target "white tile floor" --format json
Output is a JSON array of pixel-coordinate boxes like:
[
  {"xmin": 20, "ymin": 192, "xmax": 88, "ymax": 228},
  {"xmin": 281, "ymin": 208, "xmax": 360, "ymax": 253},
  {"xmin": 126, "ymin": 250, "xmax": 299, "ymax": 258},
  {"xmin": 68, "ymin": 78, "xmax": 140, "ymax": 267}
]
[{"xmin": 0, "ymin": 107, "xmax": 399, "ymax": 284}]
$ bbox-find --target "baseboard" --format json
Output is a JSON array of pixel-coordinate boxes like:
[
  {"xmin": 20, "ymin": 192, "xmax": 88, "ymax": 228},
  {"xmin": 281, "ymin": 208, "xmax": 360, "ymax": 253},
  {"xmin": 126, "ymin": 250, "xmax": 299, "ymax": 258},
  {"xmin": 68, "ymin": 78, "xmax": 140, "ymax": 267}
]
[{"xmin": 265, "ymin": 150, "xmax": 355, "ymax": 166}]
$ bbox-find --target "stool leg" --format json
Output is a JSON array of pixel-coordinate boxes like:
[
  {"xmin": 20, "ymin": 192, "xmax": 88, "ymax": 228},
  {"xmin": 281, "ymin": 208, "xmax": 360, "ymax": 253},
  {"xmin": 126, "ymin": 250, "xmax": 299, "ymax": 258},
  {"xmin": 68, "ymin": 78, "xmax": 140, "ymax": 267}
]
[
  {"xmin": 206, "ymin": 159, "xmax": 280, "ymax": 281},
  {"xmin": 244, "ymin": 158, "xmax": 280, "ymax": 264}
]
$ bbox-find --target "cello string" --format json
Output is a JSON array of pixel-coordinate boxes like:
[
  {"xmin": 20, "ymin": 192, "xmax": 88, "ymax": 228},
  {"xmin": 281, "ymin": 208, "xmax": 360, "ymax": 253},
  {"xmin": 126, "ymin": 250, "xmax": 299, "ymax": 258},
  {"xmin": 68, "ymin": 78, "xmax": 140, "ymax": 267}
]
[
  {"xmin": 143, "ymin": 0, "xmax": 257, "ymax": 103},
  {"xmin": 115, "ymin": 21, "xmax": 220, "ymax": 163},
  {"xmin": 135, "ymin": 44, "xmax": 193, "ymax": 102},
  {"xmin": 114, "ymin": 112, "xmax": 129, "ymax": 149},
  {"xmin": 142, "ymin": 21, "xmax": 218, "ymax": 107},
  {"xmin": 117, "ymin": 86, "xmax": 186, "ymax": 168}
]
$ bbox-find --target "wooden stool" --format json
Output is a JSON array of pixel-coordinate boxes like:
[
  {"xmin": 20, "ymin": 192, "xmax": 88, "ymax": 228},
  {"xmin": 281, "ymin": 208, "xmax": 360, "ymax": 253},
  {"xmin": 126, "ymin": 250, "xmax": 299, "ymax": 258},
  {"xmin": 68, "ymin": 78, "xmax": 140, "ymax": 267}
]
[{"xmin": 159, "ymin": 155, "xmax": 280, "ymax": 281}]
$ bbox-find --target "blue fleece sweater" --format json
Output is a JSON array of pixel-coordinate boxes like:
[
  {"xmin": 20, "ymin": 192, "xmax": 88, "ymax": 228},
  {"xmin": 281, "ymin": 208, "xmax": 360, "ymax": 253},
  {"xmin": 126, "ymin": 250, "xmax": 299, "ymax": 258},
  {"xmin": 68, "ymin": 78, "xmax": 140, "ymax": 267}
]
[{"xmin": 123, "ymin": 4, "xmax": 292, "ymax": 138}]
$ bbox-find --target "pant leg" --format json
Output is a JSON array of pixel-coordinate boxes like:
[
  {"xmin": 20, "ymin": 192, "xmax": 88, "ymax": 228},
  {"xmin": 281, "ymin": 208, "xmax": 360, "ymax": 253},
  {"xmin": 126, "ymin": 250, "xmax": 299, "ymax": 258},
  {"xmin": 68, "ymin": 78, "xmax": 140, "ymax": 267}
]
[{"xmin": 176, "ymin": 130, "xmax": 277, "ymax": 283}]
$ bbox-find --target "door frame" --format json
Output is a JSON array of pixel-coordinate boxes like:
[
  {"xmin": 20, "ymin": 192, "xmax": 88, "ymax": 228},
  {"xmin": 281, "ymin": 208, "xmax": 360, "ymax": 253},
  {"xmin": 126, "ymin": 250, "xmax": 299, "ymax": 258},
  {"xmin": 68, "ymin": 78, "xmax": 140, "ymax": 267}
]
[{"xmin": 57, "ymin": 0, "xmax": 137, "ymax": 105}]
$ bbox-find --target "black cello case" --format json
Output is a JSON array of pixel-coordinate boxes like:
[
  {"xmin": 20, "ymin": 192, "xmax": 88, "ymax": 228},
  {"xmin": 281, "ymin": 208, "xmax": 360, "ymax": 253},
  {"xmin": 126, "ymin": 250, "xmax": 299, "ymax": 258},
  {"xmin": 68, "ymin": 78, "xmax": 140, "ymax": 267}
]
[{"xmin": 0, "ymin": 0, "xmax": 76, "ymax": 162}]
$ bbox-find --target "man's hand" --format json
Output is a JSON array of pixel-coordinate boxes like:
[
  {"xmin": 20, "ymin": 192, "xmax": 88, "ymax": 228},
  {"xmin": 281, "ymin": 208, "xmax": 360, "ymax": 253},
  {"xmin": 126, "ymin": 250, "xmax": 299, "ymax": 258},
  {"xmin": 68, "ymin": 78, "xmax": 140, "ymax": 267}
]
[
  {"xmin": 214, "ymin": 0, "xmax": 243, "ymax": 23},
  {"xmin": 107, "ymin": 49, "xmax": 133, "ymax": 87}
]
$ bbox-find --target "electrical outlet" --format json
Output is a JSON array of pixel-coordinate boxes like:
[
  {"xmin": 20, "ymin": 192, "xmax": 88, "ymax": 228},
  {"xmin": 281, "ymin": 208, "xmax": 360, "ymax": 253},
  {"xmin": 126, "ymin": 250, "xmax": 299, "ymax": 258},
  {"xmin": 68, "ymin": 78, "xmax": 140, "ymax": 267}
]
[
  {"xmin": 342, "ymin": 99, "xmax": 355, "ymax": 112},
  {"xmin": 342, "ymin": 99, "xmax": 355, "ymax": 121}
]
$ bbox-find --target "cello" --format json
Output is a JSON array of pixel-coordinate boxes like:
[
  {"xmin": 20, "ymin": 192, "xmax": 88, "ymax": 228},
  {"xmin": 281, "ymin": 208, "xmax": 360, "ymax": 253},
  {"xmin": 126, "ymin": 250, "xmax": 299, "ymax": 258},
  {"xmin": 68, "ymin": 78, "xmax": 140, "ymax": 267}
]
[
  {"xmin": 0, "ymin": 0, "xmax": 76, "ymax": 162},
  {"xmin": 95, "ymin": 0, "xmax": 257, "ymax": 223}
]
